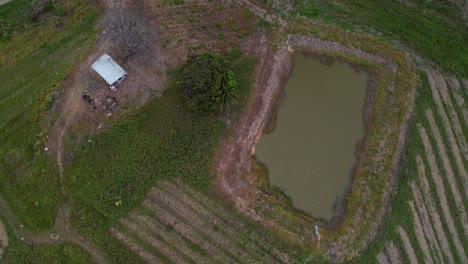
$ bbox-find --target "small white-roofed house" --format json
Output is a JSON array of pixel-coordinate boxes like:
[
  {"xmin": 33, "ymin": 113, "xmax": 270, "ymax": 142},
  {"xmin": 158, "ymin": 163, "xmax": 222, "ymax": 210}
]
[{"xmin": 91, "ymin": 53, "xmax": 127, "ymax": 91}]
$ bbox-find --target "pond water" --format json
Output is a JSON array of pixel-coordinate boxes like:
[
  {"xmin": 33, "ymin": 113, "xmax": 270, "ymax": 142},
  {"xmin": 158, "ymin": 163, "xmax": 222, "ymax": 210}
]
[{"xmin": 256, "ymin": 54, "xmax": 368, "ymax": 220}]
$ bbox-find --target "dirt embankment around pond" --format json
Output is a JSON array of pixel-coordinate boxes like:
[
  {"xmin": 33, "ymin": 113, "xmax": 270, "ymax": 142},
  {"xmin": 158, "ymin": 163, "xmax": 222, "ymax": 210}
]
[{"xmin": 214, "ymin": 16, "xmax": 417, "ymax": 261}]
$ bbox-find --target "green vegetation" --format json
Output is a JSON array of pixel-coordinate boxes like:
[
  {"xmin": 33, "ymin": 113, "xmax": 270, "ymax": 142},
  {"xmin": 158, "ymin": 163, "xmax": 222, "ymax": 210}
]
[
  {"xmin": 69, "ymin": 202, "xmax": 144, "ymax": 264},
  {"xmin": 61, "ymin": 49, "xmax": 253, "ymax": 261},
  {"xmin": 179, "ymin": 52, "xmax": 239, "ymax": 112},
  {"xmin": 356, "ymin": 72, "xmax": 468, "ymax": 263},
  {"xmin": 64, "ymin": 49, "xmax": 252, "ymax": 219},
  {"xmin": 296, "ymin": 0, "xmax": 468, "ymax": 77},
  {"xmin": 1, "ymin": 0, "xmax": 465, "ymax": 262},
  {"xmin": 0, "ymin": 0, "xmax": 98, "ymax": 231},
  {"xmin": 5, "ymin": 239, "xmax": 94, "ymax": 264}
]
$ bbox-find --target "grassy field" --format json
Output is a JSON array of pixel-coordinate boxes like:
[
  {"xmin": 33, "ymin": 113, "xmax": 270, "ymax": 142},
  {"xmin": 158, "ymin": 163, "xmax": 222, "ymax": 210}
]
[
  {"xmin": 4, "ymin": 226, "xmax": 94, "ymax": 264},
  {"xmin": 0, "ymin": 0, "xmax": 98, "ymax": 232},
  {"xmin": 62, "ymin": 50, "xmax": 258, "ymax": 262},
  {"xmin": 0, "ymin": 0, "xmax": 99, "ymax": 261},
  {"xmin": 64, "ymin": 50, "xmax": 252, "ymax": 219},
  {"xmin": 295, "ymin": 0, "xmax": 468, "ymax": 77}
]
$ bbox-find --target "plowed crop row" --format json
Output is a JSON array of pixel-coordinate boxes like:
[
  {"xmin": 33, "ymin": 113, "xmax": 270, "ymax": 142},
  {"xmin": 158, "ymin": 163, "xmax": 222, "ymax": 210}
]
[
  {"xmin": 376, "ymin": 69, "xmax": 467, "ymax": 263},
  {"xmin": 112, "ymin": 180, "xmax": 293, "ymax": 263}
]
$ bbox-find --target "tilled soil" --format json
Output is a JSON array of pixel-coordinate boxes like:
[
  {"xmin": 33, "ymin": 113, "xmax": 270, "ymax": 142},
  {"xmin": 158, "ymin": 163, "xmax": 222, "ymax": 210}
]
[
  {"xmin": 386, "ymin": 241, "xmax": 402, "ymax": 264},
  {"xmin": 410, "ymin": 180, "xmax": 445, "ymax": 263},
  {"xmin": 377, "ymin": 252, "xmax": 390, "ymax": 264},
  {"xmin": 397, "ymin": 227, "xmax": 418, "ymax": 264},
  {"xmin": 418, "ymin": 125, "xmax": 467, "ymax": 262},
  {"xmin": 111, "ymin": 228, "xmax": 161, "ymax": 263},
  {"xmin": 113, "ymin": 180, "xmax": 296, "ymax": 264},
  {"xmin": 426, "ymin": 109, "xmax": 468, "ymax": 220},
  {"xmin": 434, "ymin": 73, "xmax": 468, "ymax": 160},
  {"xmin": 408, "ymin": 201, "xmax": 433, "ymax": 264},
  {"xmin": 426, "ymin": 70, "xmax": 467, "ymax": 163},
  {"xmin": 416, "ymin": 156, "xmax": 455, "ymax": 264}
]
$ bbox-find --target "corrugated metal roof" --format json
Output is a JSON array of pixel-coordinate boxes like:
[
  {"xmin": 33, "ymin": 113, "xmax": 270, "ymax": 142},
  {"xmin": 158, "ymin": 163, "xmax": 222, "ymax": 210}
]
[{"xmin": 91, "ymin": 53, "xmax": 127, "ymax": 85}]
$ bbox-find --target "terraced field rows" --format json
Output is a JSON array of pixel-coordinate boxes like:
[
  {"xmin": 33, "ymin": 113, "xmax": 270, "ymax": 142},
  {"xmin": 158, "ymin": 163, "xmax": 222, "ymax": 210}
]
[
  {"xmin": 113, "ymin": 180, "xmax": 294, "ymax": 263},
  {"xmin": 376, "ymin": 70, "xmax": 467, "ymax": 263}
]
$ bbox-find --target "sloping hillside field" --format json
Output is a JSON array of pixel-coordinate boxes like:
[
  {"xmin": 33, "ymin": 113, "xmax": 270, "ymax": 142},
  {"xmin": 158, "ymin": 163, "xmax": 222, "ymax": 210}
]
[{"xmin": 0, "ymin": 0, "xmax": 466, "ymax": 263}]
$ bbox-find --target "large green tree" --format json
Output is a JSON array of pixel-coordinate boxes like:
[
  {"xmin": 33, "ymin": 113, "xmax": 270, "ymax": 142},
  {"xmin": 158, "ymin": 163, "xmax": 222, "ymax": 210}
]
[{"xmin": 179, "ymin": 52, "xmax": 238, "ymax": 112}]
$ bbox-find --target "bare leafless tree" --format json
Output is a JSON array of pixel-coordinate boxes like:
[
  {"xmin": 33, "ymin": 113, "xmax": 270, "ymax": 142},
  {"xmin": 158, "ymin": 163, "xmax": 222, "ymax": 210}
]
[{"xmin": 102, "ymin": 6, "xmax": 157, "ymax": 61}]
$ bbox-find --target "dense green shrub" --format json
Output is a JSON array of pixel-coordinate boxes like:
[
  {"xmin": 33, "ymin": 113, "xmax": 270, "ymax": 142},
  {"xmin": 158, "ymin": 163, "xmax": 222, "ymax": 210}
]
[{"xmin": 179, "ymin": 52, "xmax": 239, "ymax": 112}]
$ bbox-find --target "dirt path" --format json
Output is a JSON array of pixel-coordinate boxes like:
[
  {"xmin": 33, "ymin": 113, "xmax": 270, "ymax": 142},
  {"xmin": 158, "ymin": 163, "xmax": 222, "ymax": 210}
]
[
  {"xmin": 397, "ymin": 227, "xmax": 418, "ymax": 264},
  {"xmin": 0, "ymin": 195, "xmax": 108, "ymax": 263},
  {"xmin": 410, "ymin": 180, "xmax": 444, "ymax": 263},
  {"xmin": 385, "ymin": 241, "xmax": 402, "ymax": 264},
  {"xmin": 416, "ymin": 155, "xmax": 455, "ymax": 264},
  {"xmin": 408, "ymin": 200, "xmax": 433, "ymax": 264},
  {"xmin": 426, "ymin": 109, "xmax": 468, "ymax": 217},
  {"xmin": 418, "ymin": 125, "xmax": 467, "ymax": 262},
  {"xmin": 0, "ymin": 0, "xmax": 12, "ymax": 6}
]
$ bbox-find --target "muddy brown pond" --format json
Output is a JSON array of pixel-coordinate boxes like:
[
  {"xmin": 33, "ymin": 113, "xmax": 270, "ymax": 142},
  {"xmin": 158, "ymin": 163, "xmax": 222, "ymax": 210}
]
[{"xmin": 256, "ymin": 54, "xmax": 368, "ymax": 220}]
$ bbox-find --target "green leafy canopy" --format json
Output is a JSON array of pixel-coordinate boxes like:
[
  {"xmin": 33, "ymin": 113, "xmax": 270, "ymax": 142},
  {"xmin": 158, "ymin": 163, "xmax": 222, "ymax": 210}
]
[{"xmin": 179, "ymin": 52, "xmax": 239, "ymax": 112}]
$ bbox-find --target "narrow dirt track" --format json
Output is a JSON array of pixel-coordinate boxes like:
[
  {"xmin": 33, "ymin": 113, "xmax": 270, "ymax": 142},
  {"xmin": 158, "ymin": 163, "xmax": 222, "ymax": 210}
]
[
  {"xmin": 408, "ymin": 200, "xmax": 433, "ymax": 264},
  {"xmin": 416, "ymin": 156, "xmax": 455, "ymax": 264},
  {"xmin": 418, "ymin": 126, "xmax": 467, "ymax": 262},
  {"xmin": 397, "ymin": 227, "xmax": 418, "ymax": 264}
]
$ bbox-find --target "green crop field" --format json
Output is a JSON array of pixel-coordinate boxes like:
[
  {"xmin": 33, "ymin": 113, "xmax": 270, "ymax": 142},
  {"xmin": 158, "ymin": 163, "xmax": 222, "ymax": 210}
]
[{"xmin": 295, "ymin": 0, "xmax": 468, "ymax": 77}]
